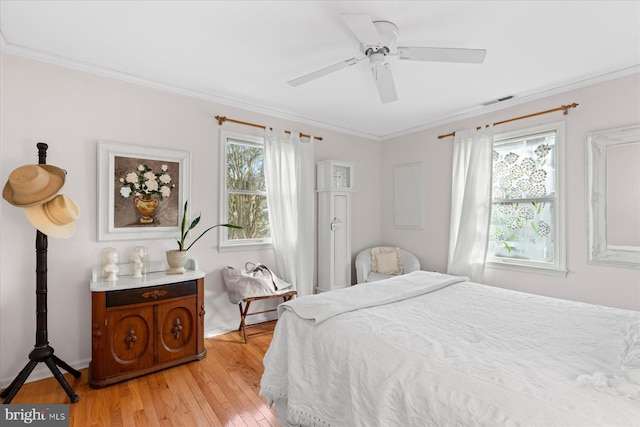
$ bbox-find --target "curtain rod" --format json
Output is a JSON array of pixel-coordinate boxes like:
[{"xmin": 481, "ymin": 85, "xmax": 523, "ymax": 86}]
[
  {"xmin": 215, "ymin": 115, "xmax": 323, "ymax": 141},
  {"xmin": 437, "ymin": 103, "xmax": 579, "ymax": 140}
]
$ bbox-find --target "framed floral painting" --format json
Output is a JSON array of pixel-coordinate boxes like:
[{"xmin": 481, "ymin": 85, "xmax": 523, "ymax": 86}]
[{"xmin": 97, "ymin": 141, "xmax": 191, "ymax": 241}]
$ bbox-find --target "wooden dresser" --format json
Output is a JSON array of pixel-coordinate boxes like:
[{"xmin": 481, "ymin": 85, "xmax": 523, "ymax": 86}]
[{"xmin": 89, "ymin": 262, "xmax": 206, "ymax": 388}]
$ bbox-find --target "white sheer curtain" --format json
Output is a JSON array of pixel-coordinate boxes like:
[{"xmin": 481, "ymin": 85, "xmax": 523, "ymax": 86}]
[
  {"xmin": 447, "ymin": 128, "xmax": 494, "ymax": 282},
  {"xmin": 264, "ymin": 129, "xmax": 315, "ymax": 296}
]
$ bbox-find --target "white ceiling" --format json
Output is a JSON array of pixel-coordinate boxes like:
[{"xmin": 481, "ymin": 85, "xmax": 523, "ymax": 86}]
[{"xmin": 1, "ymin": 1, "xmax": 639, "ymax": 140}]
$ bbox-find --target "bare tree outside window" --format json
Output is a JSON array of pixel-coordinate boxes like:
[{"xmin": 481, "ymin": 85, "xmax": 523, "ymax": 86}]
[{"xmin": 225, "ymin": 141, "xmax": 270, "ymax": 241}]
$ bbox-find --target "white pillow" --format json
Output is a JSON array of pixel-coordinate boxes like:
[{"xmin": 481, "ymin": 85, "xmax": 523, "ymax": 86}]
[
  {"xmin": 620, "ymin": 320, "xmax": 640, "ymax": 370},
  {"xmin": 371, "ymin": 247, "xmax": 403, "ymax": 275}
]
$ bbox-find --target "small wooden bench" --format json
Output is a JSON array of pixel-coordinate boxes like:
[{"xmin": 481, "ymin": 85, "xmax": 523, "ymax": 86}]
[{"xmin": 238, "ymin": 291, "xmax": 297, "ymax": 343}]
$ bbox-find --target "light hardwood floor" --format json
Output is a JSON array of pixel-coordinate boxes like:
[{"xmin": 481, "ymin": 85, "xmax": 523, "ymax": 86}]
[{"xmin": 5, "ymin": 321, "xmax": 280, "ymax": 427}]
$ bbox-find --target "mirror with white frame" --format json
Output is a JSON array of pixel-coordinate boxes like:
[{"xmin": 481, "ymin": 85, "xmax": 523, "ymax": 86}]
[{"xmin": 586, "ymin": 124, "xmax": 640, "ymax": 268}]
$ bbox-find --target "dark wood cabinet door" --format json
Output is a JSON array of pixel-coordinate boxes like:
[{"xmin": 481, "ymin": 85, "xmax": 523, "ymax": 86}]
[
  {"xmin": 157, "ymin": 296, "xmax": 197, "ymax": 364},
  {"xmin": 90, "ymin": 277, "xmax": 205, "ymax": 388},
  {"xmin": 106, "ymin": 305, "xmax": 154, "ymax": 376}
]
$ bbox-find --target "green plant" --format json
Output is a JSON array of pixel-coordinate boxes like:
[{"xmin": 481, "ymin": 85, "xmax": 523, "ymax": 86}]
[{"xmin": 177, "ymin": 200, "xmax": 242, "ymax": 251}]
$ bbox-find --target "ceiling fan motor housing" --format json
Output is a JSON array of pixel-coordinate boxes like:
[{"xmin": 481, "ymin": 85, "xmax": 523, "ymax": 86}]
[{"xmin": 359, "ymin": 20, "xmax": 398, "ymax": 56}]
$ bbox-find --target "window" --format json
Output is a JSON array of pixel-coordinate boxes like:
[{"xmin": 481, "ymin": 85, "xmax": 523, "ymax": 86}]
[
  {"xmin": 219, "ymin": 130, "xmax": 271, "ymax": 251},
  {"xmin": 487, "ymin": 122, "xmax": 567, "ymax": 276}
]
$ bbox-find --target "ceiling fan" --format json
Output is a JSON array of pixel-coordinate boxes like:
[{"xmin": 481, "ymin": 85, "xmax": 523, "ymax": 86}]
[{"xmin": 287, "ymin": 14, "xmax": 487, "ymax": 104}]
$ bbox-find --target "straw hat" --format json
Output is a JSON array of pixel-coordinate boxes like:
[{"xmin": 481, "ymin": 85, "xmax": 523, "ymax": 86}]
[
  {"xmin": 24, "ymin": 194, "xmax": 79, "ymax": 239},
  {"xmin": 3, "ymin": 164, "xmax": 66, "ymax": 207}
]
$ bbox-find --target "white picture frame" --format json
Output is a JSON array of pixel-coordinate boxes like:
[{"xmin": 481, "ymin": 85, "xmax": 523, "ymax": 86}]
[
  {"xmin": 97, "ymin": 140, "xmax": 191, "ymax": 241},
  {"xmin": 586, "ymin": 124, "xmax": 640, "ymax": 268},
  {"xmin": 393, "ymin": 162, "xmax": 423, "ymax": 229}
]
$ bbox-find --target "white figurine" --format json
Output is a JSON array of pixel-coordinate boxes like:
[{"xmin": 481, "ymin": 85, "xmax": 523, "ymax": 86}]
[
  {"xmin": 101, "ymin": 248, "xmax": 119, "ymax": 282},
  {"xmin": 131, "ymin": 246, "xmax": 149, "ymax": 278}
]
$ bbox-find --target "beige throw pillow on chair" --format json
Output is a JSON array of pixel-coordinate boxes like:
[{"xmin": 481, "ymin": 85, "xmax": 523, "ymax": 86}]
[{"xmin": 371, "ymin": 247, "xmax": 403, "ymax": 275}]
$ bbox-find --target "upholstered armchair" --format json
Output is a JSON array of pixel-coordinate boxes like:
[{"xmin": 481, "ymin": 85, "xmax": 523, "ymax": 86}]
[{"xmin": 355, "ymin": 246, "xmax": 421, "ymax": 284}]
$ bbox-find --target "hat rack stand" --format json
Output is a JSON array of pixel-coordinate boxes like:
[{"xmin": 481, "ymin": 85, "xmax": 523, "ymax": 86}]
[{"xmin": 1, "ymin": 143, "xmax": 81, "ymax": 404}]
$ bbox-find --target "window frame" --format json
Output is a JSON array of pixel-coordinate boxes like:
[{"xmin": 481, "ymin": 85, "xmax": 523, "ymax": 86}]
[
  {"xmin": 486, "ymin": 121, "xmax": 567, "ymax": 277},
  {"xmin": 218, "ymin": 130, "xmax": 272, "ymax": 252}
]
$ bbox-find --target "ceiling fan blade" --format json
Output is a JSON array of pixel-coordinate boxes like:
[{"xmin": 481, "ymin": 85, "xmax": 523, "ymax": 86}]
[
  {"xmin": 397, "ymin": 46, "xmax": 487, "ymax": 63},
  {"xmin": 340, "ymin": 14, "xmax": 382, "ymax": 47},
  {"xmin": 371, "ymin": 61, "xmax": 398, "ymax": 104},
  {"xmin": 288, "ymin": 58, "xmax": 361, "ymax": 87}
]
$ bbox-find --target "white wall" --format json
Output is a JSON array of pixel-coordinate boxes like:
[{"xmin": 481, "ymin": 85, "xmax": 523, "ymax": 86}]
[
  {"xmin": 0, "ymin": 53, "xmax": 382, "ymax": 386},
  {"xmin": 381, "ymin": 73, "xmax": 640, "ymax": 311},
  {"xmin": 2, "ymin": 52, "xmax": 638, "ymax": 389}
]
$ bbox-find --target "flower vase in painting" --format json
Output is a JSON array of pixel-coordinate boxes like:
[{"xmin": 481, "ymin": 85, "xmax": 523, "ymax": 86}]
[
  {"xmin": 119, "ymin": 163, "xmax": 174, "ymax": 224},
  {"xmin": 134, "ymin": 196, "xmax": 159, "ymax": 223}
]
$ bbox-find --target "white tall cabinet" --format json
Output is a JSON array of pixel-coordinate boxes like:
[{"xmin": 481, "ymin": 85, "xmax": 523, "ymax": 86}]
[{"xmin": 316, "ymin": 160, "xmax": 355, "ymax": 293}]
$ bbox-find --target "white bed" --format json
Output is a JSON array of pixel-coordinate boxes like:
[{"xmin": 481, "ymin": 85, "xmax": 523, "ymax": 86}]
[{"xmin": 260, "ymin": 271, "xmax": 640, "ymax": 426}]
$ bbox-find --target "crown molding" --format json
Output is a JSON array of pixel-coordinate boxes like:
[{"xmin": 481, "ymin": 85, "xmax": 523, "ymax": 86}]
[
  {"xmin": 2, "ymin": 40, "xmax": 637, "ymax": 143},
  {"xmin": 0, "ymin": 42, "xmax": 380, "ymax": 140},
  {"xmin": 381, "ymin": 65, "xmax": 640, "ymax": 141}
]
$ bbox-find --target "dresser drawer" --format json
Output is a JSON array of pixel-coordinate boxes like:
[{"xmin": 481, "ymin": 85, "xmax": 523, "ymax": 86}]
[{"xmin": 106, "ymin": 280, "xmax": 197, "ymax": 307}]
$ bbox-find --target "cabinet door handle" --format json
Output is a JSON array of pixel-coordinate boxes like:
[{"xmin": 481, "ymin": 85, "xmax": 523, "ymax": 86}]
[
  {"xmin": 172, "ymin": 318, "xmax": 183, "ymax": 339},
  {"xmin": 125, "ymin": 327, "xmax": 138, "ymax": 349},
  {"xmin": 199, "ymin": 304, "xmax": 206, "ymax": 322},
  {"xmin": 92, "ymin": 323, "xmax": 103, "ymax": 351}
]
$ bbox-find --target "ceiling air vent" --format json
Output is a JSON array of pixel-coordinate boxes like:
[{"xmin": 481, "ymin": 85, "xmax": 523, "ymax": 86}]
[{"xmin": 480, "ymin": 95, "xmax": 515, "ymax": 107}]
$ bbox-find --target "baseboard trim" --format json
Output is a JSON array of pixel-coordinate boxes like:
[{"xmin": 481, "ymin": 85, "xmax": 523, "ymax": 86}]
[
  {"xmin": 205, "ymin": 311, "xmax": 278, "ymax": 338},
  {"xmin": 0, "ymin": 312, "xmax": 278, "ymax": 388}
]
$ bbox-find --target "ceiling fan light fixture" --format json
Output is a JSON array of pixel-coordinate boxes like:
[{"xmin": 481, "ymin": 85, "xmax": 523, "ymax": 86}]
[{"xmin": 369, "ymin": 51, "xmax": 387, "ymax": 65}]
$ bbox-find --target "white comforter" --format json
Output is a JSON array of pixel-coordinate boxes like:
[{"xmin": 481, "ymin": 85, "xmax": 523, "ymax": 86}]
[{"xmin": 260, "ymin": 271, "xmax": 640, "ymax": 426}]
